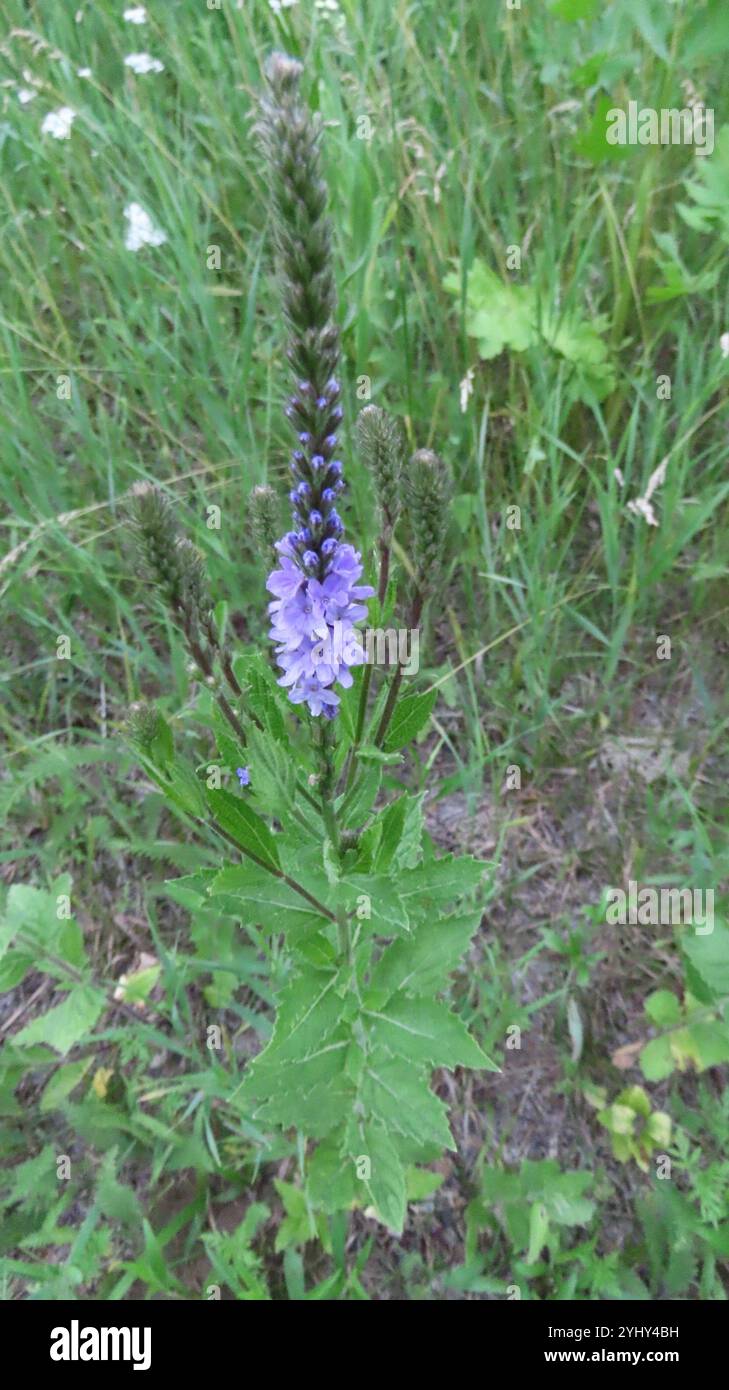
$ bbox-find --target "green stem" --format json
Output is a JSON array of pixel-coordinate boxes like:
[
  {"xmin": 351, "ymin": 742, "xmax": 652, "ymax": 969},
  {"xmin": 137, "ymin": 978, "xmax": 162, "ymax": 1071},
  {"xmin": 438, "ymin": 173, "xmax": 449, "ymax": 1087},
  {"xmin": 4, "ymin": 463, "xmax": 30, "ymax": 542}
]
[
  {"xmin": 342, "ymin": 535, "xmax": 391, "ymax": 792},
  {"xmin": 317, "ymin": 720, "xmax": 340, "ymax": 855},
  {"xmin": 373, "ymin": 590, "xmax": 424, "ymax": 748},
  {"xmin": 206, "ymin": 818, "xmax": 337, "ymax": 922}
]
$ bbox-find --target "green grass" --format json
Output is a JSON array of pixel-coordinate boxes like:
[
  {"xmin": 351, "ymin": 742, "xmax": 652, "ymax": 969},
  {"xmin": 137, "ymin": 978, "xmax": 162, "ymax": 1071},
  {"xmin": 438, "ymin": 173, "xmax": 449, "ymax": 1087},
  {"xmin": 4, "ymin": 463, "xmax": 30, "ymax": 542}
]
[{"xmin": 1, "ymin": 0, "xmax": 728, "ymax": 1300}]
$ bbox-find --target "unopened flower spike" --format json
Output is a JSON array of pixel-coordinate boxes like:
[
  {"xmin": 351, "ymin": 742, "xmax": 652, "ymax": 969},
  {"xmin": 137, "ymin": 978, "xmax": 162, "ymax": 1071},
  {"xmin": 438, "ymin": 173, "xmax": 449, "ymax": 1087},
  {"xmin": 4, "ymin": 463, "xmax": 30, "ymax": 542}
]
[
  {"xmin": 130, "ymin": 484, "xmax": 245, "ymax": 738},
  {"xmin": 355, "ymin": 404, "xmax": 404, "ymax": 541},
  {"xmin": 131, "ymin": 485, "xmax": 214, "ymax": 638},
  {"xmin": 249, "ymin": 485, "xmax": 281, "ymax": 561},
  {"xmin": 406, "ymin": 448, "xmax": 452, "ymax": 599},
  {"xmin": 259, "ymin": 52, "xmax": 374, "ymax": 718}
]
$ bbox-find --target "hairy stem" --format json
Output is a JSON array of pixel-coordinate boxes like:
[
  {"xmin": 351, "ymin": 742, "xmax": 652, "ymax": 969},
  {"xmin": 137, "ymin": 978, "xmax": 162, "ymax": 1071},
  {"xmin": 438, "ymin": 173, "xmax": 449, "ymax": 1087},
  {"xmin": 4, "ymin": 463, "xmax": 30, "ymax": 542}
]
[
  {"xmin": 342, "ymin": 535, "xmax": 391, "ymax": 793},
  {"xmin": 373, "ymin": 590, "xmax": 423, "ymax": 748}
]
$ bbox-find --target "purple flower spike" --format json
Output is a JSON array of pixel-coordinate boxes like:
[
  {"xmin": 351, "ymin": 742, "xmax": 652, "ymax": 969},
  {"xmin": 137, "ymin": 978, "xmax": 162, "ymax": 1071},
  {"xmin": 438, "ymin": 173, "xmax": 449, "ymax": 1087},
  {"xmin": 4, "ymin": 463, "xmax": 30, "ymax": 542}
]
[{"xmin": 236, "ymin": 766, "xmax": 251, "ymax": 788}]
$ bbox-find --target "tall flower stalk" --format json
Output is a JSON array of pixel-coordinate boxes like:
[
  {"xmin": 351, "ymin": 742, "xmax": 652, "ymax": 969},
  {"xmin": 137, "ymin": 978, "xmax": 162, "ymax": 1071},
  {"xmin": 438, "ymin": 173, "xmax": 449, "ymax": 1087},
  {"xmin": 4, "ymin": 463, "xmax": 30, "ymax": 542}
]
[
  {"xmin": 124, "ymin": 52, "xmax": 492, "ymax": 1244},
  {"xmin": 259, "ymin": 53, "xmax": 374, "ymax": 720}
]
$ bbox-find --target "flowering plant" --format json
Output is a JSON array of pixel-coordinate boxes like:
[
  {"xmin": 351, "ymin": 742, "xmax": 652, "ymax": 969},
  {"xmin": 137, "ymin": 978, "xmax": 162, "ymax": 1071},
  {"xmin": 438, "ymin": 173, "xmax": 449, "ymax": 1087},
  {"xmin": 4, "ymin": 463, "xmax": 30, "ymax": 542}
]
[{"xmin": 126, "ymin": 54, "xmax": 495, "ymax": 1236}]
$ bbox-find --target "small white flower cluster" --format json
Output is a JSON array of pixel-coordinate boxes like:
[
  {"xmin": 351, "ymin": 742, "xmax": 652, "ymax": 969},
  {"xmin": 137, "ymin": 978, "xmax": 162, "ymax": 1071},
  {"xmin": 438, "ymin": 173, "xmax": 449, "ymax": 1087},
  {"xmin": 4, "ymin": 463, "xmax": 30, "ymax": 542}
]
[
  {"xmin": 41, "ymin": 107, "xmax": 76, "ymax": 140},
  {"xmin": 19, "ymin": 5, "xmax": 167, "ymax": 255},
  {"xmin": 124, "ymin": 53, "xmax": 164, "ymax": 75},
  {"xmin": 123, "ymin": 202, "xmax": 167, "ymax": 252}
]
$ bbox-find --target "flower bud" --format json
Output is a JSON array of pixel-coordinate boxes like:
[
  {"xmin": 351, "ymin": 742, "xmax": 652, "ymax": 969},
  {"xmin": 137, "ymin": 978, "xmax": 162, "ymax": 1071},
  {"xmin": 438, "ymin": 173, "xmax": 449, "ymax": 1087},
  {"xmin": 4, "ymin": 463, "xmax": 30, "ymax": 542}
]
[
  {"xmin": 249, "ymin": 485, "xmax": 281, "ymax": 558},
  {"xmin": 406, "ymin": 448, "xmax": 452, "ymax": 592},
  {"xmin": 355, "ymin": 405, "xmax": 405, "ymax": 535}
]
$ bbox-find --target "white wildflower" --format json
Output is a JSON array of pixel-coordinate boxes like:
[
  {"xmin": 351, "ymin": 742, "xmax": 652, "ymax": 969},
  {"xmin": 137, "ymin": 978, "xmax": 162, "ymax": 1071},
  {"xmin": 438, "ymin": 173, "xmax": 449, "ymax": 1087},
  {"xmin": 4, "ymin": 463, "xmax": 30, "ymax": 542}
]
[
  {"xmin": 626, "ymin": 458, "xmax": 667, "ymax": 528},
  {"xmin": 720, "ymin": 332, "xmax": 729, "ymax": 358},
  {"xmin": 124, "ymin": 53, "xmax": 164, "ymax": 74},
  {"xmin": 613, "ymin": 468, "xmax": 624, "ymax": 487},
  {"xmin": 269, "ymin": 0, "xmax": 298, "ymax": 10},
  {"xmin": 41, "ymin": 107, "xmax": 76, "ymax": 139},
  {"xmin": 124, "ymin": 202, "xmax": 167, "ymax": 252},
  {"xmin": 17, "ymin": 88, "xmax": 37, "ymax": 105},
  {"xmin": 77, "ymin": 67, "xmax": 92, "ymax": 78},
  {"xmin": 459, "ymin": 367, "xmax": 475, "ymax": 413},
  {"xmin": 123, "ymin": 5, "xmax": 147, "ymax": 22}
]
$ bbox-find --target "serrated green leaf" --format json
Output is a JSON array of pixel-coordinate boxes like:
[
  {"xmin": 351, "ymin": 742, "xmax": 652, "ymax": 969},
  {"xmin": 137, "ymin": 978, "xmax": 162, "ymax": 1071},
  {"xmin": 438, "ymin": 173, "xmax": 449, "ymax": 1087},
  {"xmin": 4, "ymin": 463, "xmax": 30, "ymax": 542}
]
[
  {"xmin": 396, "ymin": 793, "xmax": 425, "ymax": 868},
  {"xmin": 366, "ymin": 996, "xmax": 496, "ymax": 1070},
  {"xmin": 368, "ymin": 910, "xmax": 482, "ymax": 1000},
  {"xmin": 255, "ymin": 967, "xmax": 343, "ymax": 1064},
  {"xmin": 681, "ymin": 920, "xmax": 729, "ymax": 1000},
  {"xmin": 405, "ymin": 1166, "xmax": 444, "ymax": 1201},
  {"xmin": 397, "ymin": 856, "xmax": 485, "ymax": 911},
  {"xmin": 307, "ymin": 1140, "xmax": 358, "ymax": 1213},
  {"xmin": 338, "ymin": 765, "xmax": 381, "ymax": 827},
  {"xmin": 210, "ymin": 863, "xmax": 329, "ymax": 939},
  {"xmin": 245, "ymin": 724, "xmax": 297, "ymax": 822},
  {"xmin": 255, "ymin": 1073, "xmax": 353, "ymax": 1137},
  {"xmin": 97, "ymin": 1148, "xmax": 143, "ymax": 1226},
  {"xmin": 340, "ymin": 873, "xmax": 409, "ymax": 934},
  {"xmin": 244, "ymin": 1033, "xmax": 349, "ymax": 1097},
  {"xmin": 372, "ymin": 796, "xmax": 408, "ymax": 872},
  {"xmin": 14, "ymin": 985, "xmax": 106, "ymax": 1056},
  {"xmin": 383, "ymin": 690, "xmax": 437, "ymax": 752},
  {"xmin": 235, "ymin": 651, "xmax": 291, "ymax": 745},
  {"xmin": 205, "ymin": 786, "xmax": 280, "ymax": 869},
  {"xmin": 361, "ymin": 1056, "xmax": 455, "ymax": 1150},
  {"xmin": 355, "ymin": 1123, "xmax": 407, "ymax": 1234},
  {"xmin": 39, "ymin": 1059, "xmax": 91, "ymax": 1113}
]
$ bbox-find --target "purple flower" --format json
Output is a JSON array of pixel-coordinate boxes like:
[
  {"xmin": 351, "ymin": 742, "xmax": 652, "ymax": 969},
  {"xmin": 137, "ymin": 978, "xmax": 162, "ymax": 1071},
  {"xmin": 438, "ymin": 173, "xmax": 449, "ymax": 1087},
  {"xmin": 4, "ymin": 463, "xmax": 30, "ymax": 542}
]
[
  {"xmin": 288, "ymin": 677, "xmax": 340, "ymax": 718},
  {"xmin": 266, "ymin": 363, "xmax": 376, "ymax": 715},
  {"xmin": 266, "ymin": 538, "xmax": 374, "ymax": 716},
  {"xmin": 266, "ymin": 546, "xmax": 305, "ymax": 601},
  {"xmin": 236, "ymin": 766, "xmax": 251, "ymax": 787}
]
